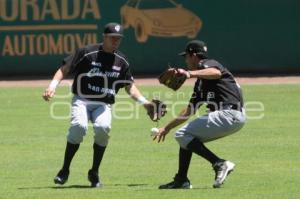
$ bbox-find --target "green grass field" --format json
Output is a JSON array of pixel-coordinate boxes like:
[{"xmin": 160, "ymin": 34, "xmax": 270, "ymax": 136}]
[{"xmin": 0, "ymin": 84, "xmax": 299, "ymax": 199}]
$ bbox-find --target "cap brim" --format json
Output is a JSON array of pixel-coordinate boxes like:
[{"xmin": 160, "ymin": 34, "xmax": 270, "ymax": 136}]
[
  {"xmin": 178, "ymin": 52, "xmax": 187, "ymax": 56},
  {"xmin": 104, "ymin": 33, "xmax": 123, "ymax": 37}
]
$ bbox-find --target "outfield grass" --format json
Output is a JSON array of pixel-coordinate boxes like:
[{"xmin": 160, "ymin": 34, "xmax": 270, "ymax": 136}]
[{"xmin": 0, "ymin": 84, "xmax": 299, "ymax": 199}]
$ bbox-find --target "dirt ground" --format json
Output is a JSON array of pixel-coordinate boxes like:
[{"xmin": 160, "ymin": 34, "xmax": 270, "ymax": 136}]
[{"xmin": 0, "ymin": 76, "xmax": 300, "ymax": 88}]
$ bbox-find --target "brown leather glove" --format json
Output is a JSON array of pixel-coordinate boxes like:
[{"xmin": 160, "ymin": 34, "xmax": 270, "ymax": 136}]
[
  {"xmin": 147, "ymin": 99, "xmax": 167, "ymax": 121},
  {"xmin": 158, "ymin": 68, "xmax": 187, "ymax": 91}
]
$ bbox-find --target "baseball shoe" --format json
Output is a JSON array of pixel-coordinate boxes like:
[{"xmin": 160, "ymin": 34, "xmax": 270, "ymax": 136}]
[
  {"xmin": 88, "ymin": 169, "xmax": 102, "ymax": 188},
  {"xmin": 54, "ymin": 169, "xmax": 69, "ymax": 185},
  {"xmin": 159, "ymin": 174, "xmax": 192, "ymax": 189},
  {"xmin": 212, "ymin": 160, "xmax": 235, "ymax": 188}
]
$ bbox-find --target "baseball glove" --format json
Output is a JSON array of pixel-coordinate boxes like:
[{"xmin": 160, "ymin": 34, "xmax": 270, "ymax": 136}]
[
  {"xmin": 147, "ymin": 99, "xmax": 167, "ymax": 122},
  {"xmin": 158, "ymin": 68, "xmax": 187, "ymax": 91}
]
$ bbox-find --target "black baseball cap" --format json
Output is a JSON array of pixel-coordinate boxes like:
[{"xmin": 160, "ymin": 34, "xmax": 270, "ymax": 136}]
[
  {"xmin": 103, "ymin": 22, "xmax": 123, "ymax": 37},
  {"xmin": 179, "ymin": 40, "xmax": 208, "ymax": 57}
]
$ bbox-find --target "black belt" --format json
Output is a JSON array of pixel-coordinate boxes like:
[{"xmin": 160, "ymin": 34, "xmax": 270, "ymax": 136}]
[{"xmin": 208, "ymin": 104, "xmax": 242, "ymax": 112}]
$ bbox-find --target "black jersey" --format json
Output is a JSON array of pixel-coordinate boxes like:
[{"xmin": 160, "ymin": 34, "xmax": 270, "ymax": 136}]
[
  {"xmin": 189, "ymin": 59, "xmax": 244, "ymax": 111},
  {"xmin": 63, "ymin": 43, "xmax": 134, "ymax": 104}
]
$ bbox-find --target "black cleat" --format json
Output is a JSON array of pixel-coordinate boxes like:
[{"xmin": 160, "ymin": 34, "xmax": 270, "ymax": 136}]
[
  {"xmin": 54, "ymin": 169, "xmax": 69, "ymax": 185},
  {"xmin": 88, "ymin": 169, "xmax": 102, "ymax": 188},
  {"xmin": 159, "ymin": 174, "xmax": 192, "ymax": 189},
  {"xmin": 213, "ymin": 160, "xmax": 235, "ymax": 188}
]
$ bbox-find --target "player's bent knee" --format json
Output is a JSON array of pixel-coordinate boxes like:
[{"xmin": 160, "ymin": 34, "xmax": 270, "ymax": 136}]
[
  {"xmin": 93, "ymin": 125, "xmax": 111, "ymax": 147},
  {"xmin": 67, "ymin": 124, "xmax": 88, "ymax": 144},
  {"xmin": 175, "ymin": 136, "xmax": 189, "ymax": 149},
  {"xmin": 94, "ymin": 124, "xmax": 111, "ymax": 134},
  {"xmin": 94, "ymin": 131, "xmax": 110, "ymax": 147},
  {"xmin": 175, "ymin": 129, "xmax": 195, "ymax": 149}
]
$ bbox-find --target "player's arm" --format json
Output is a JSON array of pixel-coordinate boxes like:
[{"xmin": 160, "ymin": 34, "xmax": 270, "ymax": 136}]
[
  {"xmin": 153, "ymin": 104, "xmax": 196, "ymax": 142},
  {"xmin": 177, "ymin": 67, "xmax": 221, "ymax": 80},
  {"xmin": 125, "ymin": 82, "xmax": 167, "ymax": 121},
  {"xmin": 189, "ymin": 68, "xmax": 221, "ymax": 79},
  {"xmin": 42, "ymin": 64, "xmax": 70, "ymax": 101},
  {"xmin": 125, "ymin": 83, "xmax": 152, "ymax": 108},
  {"xmin": 126, "ymin": 83, "xmax": 168, "ymax": 120}
]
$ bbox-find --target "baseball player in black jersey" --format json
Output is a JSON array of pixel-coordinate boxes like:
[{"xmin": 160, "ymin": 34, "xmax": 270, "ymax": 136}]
[
  {"xmin": 43, "ymin": 23, "xmax": 155, "ymax": 188},
  {"xmin": 153, "ymin": 40, "xmax": 246, "ymax": 189}
]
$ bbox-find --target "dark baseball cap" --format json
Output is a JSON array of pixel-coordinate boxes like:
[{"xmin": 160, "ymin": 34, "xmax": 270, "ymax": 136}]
[
  {"xmin": 103, "ymin": 22, "xmax": 123, "ymax": 37},
  {"xmin": 179, "ymin": 40, "xmax": 208, "ymax": 57}
]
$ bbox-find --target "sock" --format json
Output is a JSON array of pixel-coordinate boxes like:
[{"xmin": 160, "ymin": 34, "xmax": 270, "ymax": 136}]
[
  {"xmin": 62, "ymin": 142, "xmax": 80, "ymax": 171},
  {"xmin": 187, "ymin": 138, "xmax": 221, "ymax": 165},
  {"xmin": 177, "ymin": 147, "xmax": 193, "ymax": 180},
  {"xmin": 91, "ymin": 143, "xmax": 106, "ymax": 173}
]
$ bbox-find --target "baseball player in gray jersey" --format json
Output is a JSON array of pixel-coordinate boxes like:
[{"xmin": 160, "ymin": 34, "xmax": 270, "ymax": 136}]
[
  {"xmin": 43, "ymin": 23, "xmax": 158, "ymax": 188},
  {"xmin": 153, "ymin": 40, "xmax": 246, "ymax": 189}
]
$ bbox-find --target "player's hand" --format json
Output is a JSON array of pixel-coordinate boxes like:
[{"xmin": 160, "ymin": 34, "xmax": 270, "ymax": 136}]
[
  {"xmin": 143, "ymin": 102, "xmax": 153, "ymax": 118},
  {"xmin": 176, "ymin": 68, "xmax": 191, "ymax": 79},
  {"xmin": 153, "ymin": 127, "xmax": 170, "ymax": 143},
  {"xmin": 143, "ymin": 100, "xmax": 167, "ymax": 121},
  {"xmin": 143, "ymin": 102, "xmax": 152, "ymax": 112},
  {"xmin": 42, "ymin": 88, "xmax": 55, "ymax": 101}
]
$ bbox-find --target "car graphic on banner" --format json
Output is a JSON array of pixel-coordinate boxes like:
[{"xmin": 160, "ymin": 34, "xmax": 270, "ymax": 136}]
[{"xmin": 120, "ymin": 0, "xmax": 202, "ymax": 43}]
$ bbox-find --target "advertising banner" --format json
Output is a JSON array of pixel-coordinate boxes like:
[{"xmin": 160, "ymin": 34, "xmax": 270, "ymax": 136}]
[{"xmin": 0, "ymin": 0, "xmax": 299, "ymax": 76}]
